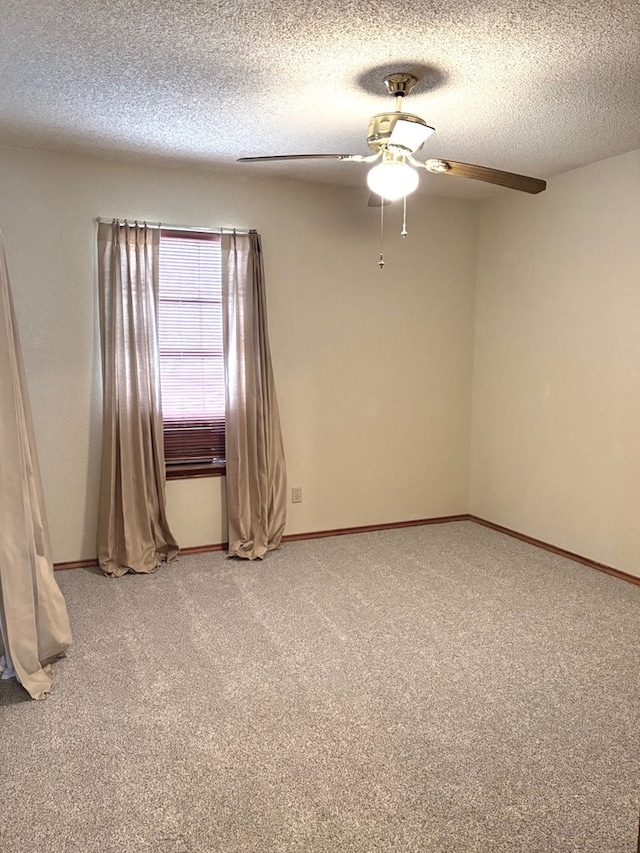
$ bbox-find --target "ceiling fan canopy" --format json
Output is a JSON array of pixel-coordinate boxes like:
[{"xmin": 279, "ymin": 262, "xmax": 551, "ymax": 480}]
[{"xmin": 238, "ymin": 72, "xmax": 547, "ymax": 198}]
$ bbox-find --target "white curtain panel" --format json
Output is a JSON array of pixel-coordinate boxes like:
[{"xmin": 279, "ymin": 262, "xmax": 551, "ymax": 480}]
[
  {"xmin": 0, "ymin": 231, "xmax": 72, "ymax": 699},
  {"xmin": 97, "ymin": 222, "xmax": 179, "ymax": 577},
  {"xmin": 222, "ymin": 231, "xmax": 287, "ymax": 559}
]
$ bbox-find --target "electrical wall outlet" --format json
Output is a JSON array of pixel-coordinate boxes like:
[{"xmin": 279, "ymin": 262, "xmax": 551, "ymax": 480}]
[{"xmin": 291, "ymin": 486, "xmax": 303, "ymax": 504}]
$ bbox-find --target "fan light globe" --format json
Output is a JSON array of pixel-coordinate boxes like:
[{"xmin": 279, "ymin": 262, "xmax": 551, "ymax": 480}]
[{"xmin": 367, "ymin": 160, "xmax": 419, "ymax": 201}]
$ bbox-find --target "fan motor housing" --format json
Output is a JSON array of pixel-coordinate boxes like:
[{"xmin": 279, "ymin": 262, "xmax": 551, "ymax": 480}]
[{"xmin": 367, "ymin": 112, "xmax": 431, "ymax": 153}]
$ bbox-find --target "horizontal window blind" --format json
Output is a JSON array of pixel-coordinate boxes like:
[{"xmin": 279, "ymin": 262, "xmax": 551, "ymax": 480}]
[{"xmin": 158, "ymin": 229, "xmax": 225, "ymax": 465}]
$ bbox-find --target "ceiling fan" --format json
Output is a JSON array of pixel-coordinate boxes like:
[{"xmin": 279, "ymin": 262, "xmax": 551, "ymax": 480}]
[{"xmin": 238, "ymin": 72, "xmax": 547, "ymax": 200}]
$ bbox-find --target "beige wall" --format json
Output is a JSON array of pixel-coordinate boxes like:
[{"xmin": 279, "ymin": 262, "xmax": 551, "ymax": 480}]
[
  {"xmin": 470, "ymin": 150, "xmax": 640, "ymax": 577},
  {"xmin": 2, "ymin": 143, "xmax": 638, "ymax": 576},
  {"xmin": 0, "ymin": 146, "xmax": 478, "ymax": 562}
]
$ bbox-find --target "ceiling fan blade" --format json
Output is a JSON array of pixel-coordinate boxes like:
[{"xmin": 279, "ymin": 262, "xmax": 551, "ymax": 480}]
[
  {"xmin": 366, "ymin": 193, "xmax": 392, "ymax": 208},
  {"xmin": 238, "ymin": 154, "xmax": 357, "ymax": 162},
  {"xmin": 425, "ymin": 159, "xmax": 546, "ymax": 194}
]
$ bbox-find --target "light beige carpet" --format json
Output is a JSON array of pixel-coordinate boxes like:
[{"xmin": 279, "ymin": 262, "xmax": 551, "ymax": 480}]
[{"xmin": 1, "ymin": 521, "xmax": 639, "ymax": 852}]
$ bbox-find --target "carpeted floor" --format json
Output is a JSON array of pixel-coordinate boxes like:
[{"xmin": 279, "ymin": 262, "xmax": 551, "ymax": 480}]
[{"xmin": 1, "ymin": 521, "xmax": 639, "ymax": 852}]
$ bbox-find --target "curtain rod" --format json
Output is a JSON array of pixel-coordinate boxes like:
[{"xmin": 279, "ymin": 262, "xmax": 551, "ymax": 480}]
[{"xmin": 95, "ymin": 218, "xmax": 252, "ymax": 235}]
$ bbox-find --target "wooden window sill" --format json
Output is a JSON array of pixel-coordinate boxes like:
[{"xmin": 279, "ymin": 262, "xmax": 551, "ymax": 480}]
[{"xmin": 165, "ymin": 462, "xmax": 226, "ymax": 480}]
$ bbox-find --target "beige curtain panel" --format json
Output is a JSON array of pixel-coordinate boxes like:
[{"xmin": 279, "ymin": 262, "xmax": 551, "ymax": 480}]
[
  {"xmin": 222, "ymin": 231, "xmax": 287, "ymax": 560},
  {"xmin": 0, "ymin": 232, "xmax": 72, "ymax": 700},
  {"xmin": 97, "ymin": 222, "xmax": 178, "ymax": 577}
]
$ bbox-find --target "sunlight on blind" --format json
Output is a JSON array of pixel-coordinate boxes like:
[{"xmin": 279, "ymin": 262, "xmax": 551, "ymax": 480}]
[{"xmin": 158, "ymin": 230, "xmax": 224, "ymax": 464}]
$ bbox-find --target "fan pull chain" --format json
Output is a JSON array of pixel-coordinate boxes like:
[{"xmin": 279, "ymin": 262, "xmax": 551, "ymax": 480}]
[
  {"xmin": 378, "ymin": 200, "xmax": 385, "ymax": 268},
  {"xmin": 401, "ymin": 195, "xmax": 408, "ymax": 238}
]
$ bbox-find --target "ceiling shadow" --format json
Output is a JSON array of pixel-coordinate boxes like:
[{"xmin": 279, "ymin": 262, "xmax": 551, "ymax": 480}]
[{"xmin": 355, "ymin": 63, "xmax": 448, "ymax": 98}]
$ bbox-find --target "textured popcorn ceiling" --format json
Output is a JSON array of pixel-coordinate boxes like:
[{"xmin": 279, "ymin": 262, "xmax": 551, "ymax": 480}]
[{"xmin": 1, "ymin": 0, "xmax": 639, "ymax": 198}]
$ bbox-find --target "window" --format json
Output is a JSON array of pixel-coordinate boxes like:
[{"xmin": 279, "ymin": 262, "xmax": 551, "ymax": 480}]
[{"xmin": 158, "ymin": 229, "xmax": 225, "ymax": 478}]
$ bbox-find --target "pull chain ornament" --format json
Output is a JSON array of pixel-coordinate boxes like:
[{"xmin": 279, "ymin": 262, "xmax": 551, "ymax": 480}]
[
  {"xmin": 375, "ymin": 192, "xmax": 410, "ymax": 265},
  {"xmin": 401, "ymin": 195, "xmax": 408, "ymax": 238}
]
